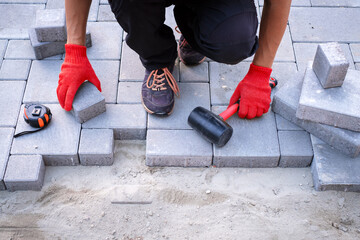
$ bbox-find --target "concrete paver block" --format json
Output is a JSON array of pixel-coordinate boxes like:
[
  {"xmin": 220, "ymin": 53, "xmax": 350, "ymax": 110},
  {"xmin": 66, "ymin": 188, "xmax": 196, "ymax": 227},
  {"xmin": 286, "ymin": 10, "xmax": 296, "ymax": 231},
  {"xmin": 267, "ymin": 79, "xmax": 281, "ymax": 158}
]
[
  {"xmin": 146, "ymin": 129, "xmax": 213, "ymax": 167},
  {"xmin": 98, "ymin": 4, "xmax": 116, "ymax": 21},
  {"xmin": 4, "ymin": 155, "xmax": 45, "ymax": 191},
  {"xmin": 296, "ymin": 64, "xmax": 360, "ymax": 132},
  {"xmin": 275, "ymin": 114, "xmax": 303, "ymax": 131},
  {"xmin": 272, "ymin": 70, "xmax": 360, "ymax": 158},
  {"xmin": 0, "ymin": 40, "xmax": 8, "ymax": 68},
  {"xmin": 312, "ymin": 43, "xmax": 349, "ymax": 88},
  {"xmin": 350, "ymin": 44, "xmax": 360, "ymax": 63},
  {"xmin": 0, "ymin": 81, "xmax": 26, "ymax": 127},
  {"xmin": 213, "ymin": 106, "xmax": 280, "ymax": 168},
  {"xmin": 0, "ymin": 128, "xmax": 15, "ymax": 190},
  {"xmin": 259, "ymin": 0, "xmax": 311, "ymax": 6},
  {"xmin": 82, "ymin": 104, "xmax": 147, "ymax": 140},
  {"xmin": 311, "ymin": 135, "xmax": 360, "ymax": 192},
  {"xmin": 0, "ymin": 60, "xmax": 31, "ymax": 80},
  {"xmin": 35, "ymin": 9, "xmax": 67, "ymax": 42},
  {"xmin": 117, "ymin": 82, "xmax": 142, "ymax": 104},
  {"xmin": 110, "ymin": 185, "xmax": 153, "ymax": 204},
  {"xmin": 72, "ymin": 82, "xmax": 106, "ymax": 123},
  {"xmin": 278, "ymin": 131, "xmax": 313, "ymax": 167},
  {"xmin": 11, "ymin": 104, "xmax": 81, "ymax": 166},
  {"xmin": 179, "ymin": 62, "xmax": 209, "ymax": 83},
  {"xmin": 79, "ymin": 129, "xmax": 114, "ymax": 166},
  {"xmin": 310, "ymin": 0, "xmax": 360, "ymax": 7}
]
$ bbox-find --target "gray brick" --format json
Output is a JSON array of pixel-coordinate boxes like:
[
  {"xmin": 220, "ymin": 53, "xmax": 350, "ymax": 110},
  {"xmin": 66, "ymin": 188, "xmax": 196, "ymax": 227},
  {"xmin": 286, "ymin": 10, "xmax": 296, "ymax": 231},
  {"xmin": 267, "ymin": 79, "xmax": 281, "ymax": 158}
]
[
  {"xmin": 148, "ymin": 83, "xmax": 210, "ymax": 130},
  {"xmin": 98, "ymin": 4, "xmax": 116, "ymax": 21},
  {"xmin": 146, "ymin": 129, "xmax": 213, "ymax": 167},
  {"xmin": 0, "ymin": 4, "xmax": 44, "ymax": 39},
  {"xmin": 0, "ymin": 60, "xmax": 31, "ymax": 80},
  {"xmin": 4, "ymin": 155, "xmax": 45, "ymax": 191},
  {"xmin": 0, "ymin": 128, "xmax": 14, "ymax": 190},
  {"xmin": 117, "ymin": 82, "xmax": 142, "ymax": 104},
  {"xmin": 11, "ymin": 104, "xmax": 81, "ymax": 166},
  {"xmin": 179, "ymin": 62, "xmax": 209, "ymax": 83},
  {"xmin": 259, "ymin": 0, "xmax": 311, "ymax": 6},
  {"xmin": 350, "ymin": 44, "xmax": 360, "ymax": 63},
  {"xmin": 0, "ymin": 40, "xmax": 8, "ymax": 68},
  {"xmin": 272, "ymin": 70, "xmax": 360, "ymax": 158},
  {"xmin": 87, "ymin": 22, "xmax": 122, "ymax": 60},
  {"xmin": 310, "ymin": 0, "xmax": 360, "ymax": 7},
  {"xmin": 79, "ymin": 129, "xmax": 114, "ymax": 166},
  {"xmin": 297, "ymin": 64, "xmax": 360, "ymax": 132},
  {"xmin": 289, "ymin": 8, "xmax": 360, "ymax": 43},
  {"xmin": 209, "ymin": 62, "xmax": 297, "ymax": 105},
  {"xmin": 275, "ymin": 114, "xmax": 303, "ymax": 131},
  {"xmin": 213, "ymin": 106, "xmax": 280, "ymax": 168},
  {"xmin": 100, "ymin": 0, "xmax": 109, "ymax": 4},
  {"xmin": 88, "ymin": 0, "xmax": 100, "ymax": 22},
  {"xmin": 312, "ymin": 43, "xmax": 349, "ymax": 89},
  {"xmin": 278, "ymin": 131, "xmax": 313, "ymax": 168},
  {"xmin": 46, "ymin": 0, "xmax": 64, "ymax": 9},
  {"xmin": 5, "ymin": 39, "xmax": 36, "ymax": 59},
  {"xmin": 272, "ymin": 26, "xmax": 295, "ymax": 62},
  {"xmin": 72, "ymin": 82, "xmax": 106, "ymax": 123},
  {"xmin": 35, "ymin": 9, "xmax": 67, "ymax": 42},
  {"xmin": 311, "ymin": 135, "xmax": 360, "ymax": 192},
  {"xmin": 0, "ymin": 81, "xmax": 26, "ymax": 127},
  {"xmin": 0, "ymin": 0, "xmax": 46, "ymax": 2},
  {"xmin": 165, "ymin": 5, "xmax": 181, "ymax": 41},
  {"xmin": 356, "ymin": 63, "xmax": 360, "ymax": 71},
  {"xmin": 82, "ymin": 104, "xmax": 147, "ymax": 140}
]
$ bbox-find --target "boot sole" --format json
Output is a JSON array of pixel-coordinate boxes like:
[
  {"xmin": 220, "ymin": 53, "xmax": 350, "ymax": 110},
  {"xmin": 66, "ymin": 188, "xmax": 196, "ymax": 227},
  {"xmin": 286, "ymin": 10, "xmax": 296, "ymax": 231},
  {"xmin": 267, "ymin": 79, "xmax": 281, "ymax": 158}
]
[
  {"xmin": 178, "ymin": 45, "xmax": 206, "ymax": 66},
  {"xmin": 141, "ymin": 98, "xmax": 175, "ymax": 116}
]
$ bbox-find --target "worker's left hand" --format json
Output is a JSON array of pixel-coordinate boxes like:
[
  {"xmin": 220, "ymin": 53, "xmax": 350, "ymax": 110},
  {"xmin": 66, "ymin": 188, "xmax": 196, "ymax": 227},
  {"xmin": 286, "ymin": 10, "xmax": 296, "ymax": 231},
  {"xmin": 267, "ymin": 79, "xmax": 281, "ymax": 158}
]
[{"xmin": 228, "ymin": 63, "xmax": 272, "ymax": 119}]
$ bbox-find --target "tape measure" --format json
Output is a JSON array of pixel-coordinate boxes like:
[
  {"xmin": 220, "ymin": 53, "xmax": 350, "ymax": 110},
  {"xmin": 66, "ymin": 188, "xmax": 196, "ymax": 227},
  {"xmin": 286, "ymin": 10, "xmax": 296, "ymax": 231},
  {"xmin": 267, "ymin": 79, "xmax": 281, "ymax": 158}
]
[{"xmin": 14, "ymin": 104, "xmax": 52, "ymax": 138}]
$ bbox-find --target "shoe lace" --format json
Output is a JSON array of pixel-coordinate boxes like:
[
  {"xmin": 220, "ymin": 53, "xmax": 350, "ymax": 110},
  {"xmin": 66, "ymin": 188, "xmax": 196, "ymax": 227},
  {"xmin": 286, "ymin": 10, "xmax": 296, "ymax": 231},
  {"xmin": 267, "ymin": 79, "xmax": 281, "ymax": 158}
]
[
  {"xmin": 146, "ymin": 68, "xmax": 180, "ymax": 97},
  {"xmin": 175, "ymin": 26, "xmax": 188, "ymax": 49}
]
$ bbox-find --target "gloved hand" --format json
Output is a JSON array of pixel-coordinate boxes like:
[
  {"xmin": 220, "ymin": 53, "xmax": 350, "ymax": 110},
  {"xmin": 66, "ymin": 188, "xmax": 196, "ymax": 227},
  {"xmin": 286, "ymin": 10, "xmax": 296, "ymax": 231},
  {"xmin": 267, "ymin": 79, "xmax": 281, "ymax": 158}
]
[
  {"xmin": 57, "ymin": 44, "xmax": 101, "ymax": 111},
  {"xmin": 228, "ymin": 63, "xmax": 272, "ymax": 119}
]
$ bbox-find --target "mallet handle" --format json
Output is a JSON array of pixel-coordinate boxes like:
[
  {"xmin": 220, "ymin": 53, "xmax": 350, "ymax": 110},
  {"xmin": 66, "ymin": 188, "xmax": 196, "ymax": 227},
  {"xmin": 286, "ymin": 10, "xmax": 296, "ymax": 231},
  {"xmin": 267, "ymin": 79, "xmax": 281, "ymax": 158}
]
[{"xmin": 219, "ymin": 102, "xmax": 239, "ymax": 121}]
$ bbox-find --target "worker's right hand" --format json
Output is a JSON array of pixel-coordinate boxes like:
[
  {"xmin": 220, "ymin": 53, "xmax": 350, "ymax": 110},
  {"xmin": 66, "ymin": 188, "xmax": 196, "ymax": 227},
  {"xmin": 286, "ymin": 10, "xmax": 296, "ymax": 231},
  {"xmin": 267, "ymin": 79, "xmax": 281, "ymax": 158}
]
[{"xmin": 57, "ymin": 44, "xmax": 101, "ymax": 111}]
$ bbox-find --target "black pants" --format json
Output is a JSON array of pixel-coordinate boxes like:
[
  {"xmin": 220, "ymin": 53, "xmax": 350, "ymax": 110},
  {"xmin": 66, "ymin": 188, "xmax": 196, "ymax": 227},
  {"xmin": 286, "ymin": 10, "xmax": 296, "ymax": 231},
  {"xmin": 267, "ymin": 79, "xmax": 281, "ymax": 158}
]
[{"xmin": 109, "ymin": 0, "xmax": 259, "ymax": 71}]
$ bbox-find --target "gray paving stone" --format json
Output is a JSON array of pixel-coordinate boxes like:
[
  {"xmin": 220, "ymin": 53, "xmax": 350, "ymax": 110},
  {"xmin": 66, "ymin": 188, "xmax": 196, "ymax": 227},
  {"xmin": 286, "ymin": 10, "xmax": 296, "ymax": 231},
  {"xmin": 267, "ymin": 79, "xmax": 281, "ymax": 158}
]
[
  {"xmin": 311, "ymin": 135, "xmax": 360, "ymax": 192},
  {"xmin": 278, "ymin": 131, "xmax": 313, "ymax": 168},
  {"xmin": 179, "ymin": 62, "xmax": 209, "ymax": 83},
  {"xmin": 273, "ymin": 26, "xmax": 295, "ymax": 62},
  {"xmin": 289, "ymin": 8, "xmax": 360, "ymax": 43},
  {"xmin": 310, "ymin": 0, "xmax": 360, "ymax": 7},
  {"xmin": 259, "ymin": 0, "xmax": 311, "ymax": 6},
  {"xmin": 100, "ymin": 0, "xmax": 109, "ymax": 4},
  {"xmin": 4, "ymin": 155, "xmax": 45, "ymax": 191},
  {"xmin": 350, "ymin": 44, "xmax": 360, "ymax": 63},
  {"xmin": 148, "ymin": 83, "xmax": 210, "ymax": 130},
  {"xmin": 82, "ymin": 104, "xmax": 147, "ymax": 140},
  {"xmin": 297, "ymin": 64, "xmax": 360, "ymax": 132},
  {"xmin": 117, "ymin": 82, "xmax": 142, "ymax": 104},
  {"xmin": 0, "ymin": 81, "xmax": 26, "ymax": 127},
  {"xmin": 87, "ymin": 22, "xmax": 122, "ymax": 60},
  {"xmin": 35, "ymin": 9, "xmax": 67, "ymax": 42},
  {"xmin": 294, "ymin": 43, "xmax": 355, "ymax": 72},
  {"xmin": 0, "ymin": 128, "xmax": 14, "ymax": 190},
  {"xmin": 312, "ymin": 42, "xmax": 349, "ymax": 89},
  {"xmin": 11, "ymin": 104, "xmax": 81, "ymax": 166},
  {"xmin": 275, "ymin": 114, "xmax": 303, "ymax": 131},
  {"xmin": 209, "ymin": 62, "xmax": 297, "ymax": 105},
  {"xmin": 213, "ymin": 106, "xmax": 280, "ymax": 168},
  {"xmin": 0, "ymin": 60, "xmax": 31, "ymax": 80},
  {"xmin": 0, "ymin": 4, "xmax": 44, "ymax": 39},
  {"xmin": 88, "ymin": 0, "xmax": 100, "ymax": 22},
  {"xmin": 0, "ymin": 40, "xmax": 7, "ymax": 68},
  {"xmin": 5, "ymin": 39, "xmax": 36, "ymax": 59},
  {"xmin": 165, "ymin": 5, "xmax": 181, "ymax": 41},
  {"xmin": 72, "ymin": 82, "xmax": 106, "ymax": 123},
  {"xmin": 356, "ymin": 63, "xmax": 360, "ymax": 71},
  {"xmin": 146, "ymin": 129, "xmax": 213, "ymax": 167},
  {"xmin": 98, "ymin": 4, "xmax": 116, "ymax": 21},
  {"xmin": 272, "ymin": 70, "xmax": 360, "ymax": 158},
  {"xmin": 79, "ymin": 129, "xmax": 114, "ymax": 166},
  {"xmin": 46, "ymin": 0, "xmax": 64, "ymax": 9}
]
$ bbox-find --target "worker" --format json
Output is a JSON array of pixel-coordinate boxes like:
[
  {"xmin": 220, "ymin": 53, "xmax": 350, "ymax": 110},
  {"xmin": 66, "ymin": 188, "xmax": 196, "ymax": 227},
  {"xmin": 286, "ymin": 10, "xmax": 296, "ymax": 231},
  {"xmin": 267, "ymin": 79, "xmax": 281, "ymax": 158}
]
[{"xmin": 57, "ymin": 0, "xmax": 291, "ymax": 119}]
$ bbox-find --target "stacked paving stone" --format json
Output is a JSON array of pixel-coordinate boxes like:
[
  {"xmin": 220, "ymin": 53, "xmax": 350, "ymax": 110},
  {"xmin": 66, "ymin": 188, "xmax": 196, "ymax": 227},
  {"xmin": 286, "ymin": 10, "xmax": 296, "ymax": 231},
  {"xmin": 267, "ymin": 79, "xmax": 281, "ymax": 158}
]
[{"xmin": 272, "ymin": 42, "xmax": 360, "ymax": 192}]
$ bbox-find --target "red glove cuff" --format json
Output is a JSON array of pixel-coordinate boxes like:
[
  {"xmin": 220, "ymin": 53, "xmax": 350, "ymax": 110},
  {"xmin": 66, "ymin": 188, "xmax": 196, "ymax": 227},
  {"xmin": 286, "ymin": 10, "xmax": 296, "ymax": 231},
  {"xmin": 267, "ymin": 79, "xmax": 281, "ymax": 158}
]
[
  {"xmin": 248, "ymin": 63, "xmax": 272, "ymax": 84},
  {"xmin": 64, "ymin": 44, "xmax": 88, "ymax": 64}
]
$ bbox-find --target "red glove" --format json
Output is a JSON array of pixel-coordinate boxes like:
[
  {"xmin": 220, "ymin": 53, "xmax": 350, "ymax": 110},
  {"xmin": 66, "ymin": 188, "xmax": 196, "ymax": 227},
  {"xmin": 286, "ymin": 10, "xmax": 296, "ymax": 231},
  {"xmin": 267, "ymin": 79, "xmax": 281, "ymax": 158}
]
[
  {"xmin": 228, "ymin": 63, "xmax": 272, "ymax": 119},
  {"xmin": 57, "ymin": 44, "xmax": 101, "ymax": 111}
]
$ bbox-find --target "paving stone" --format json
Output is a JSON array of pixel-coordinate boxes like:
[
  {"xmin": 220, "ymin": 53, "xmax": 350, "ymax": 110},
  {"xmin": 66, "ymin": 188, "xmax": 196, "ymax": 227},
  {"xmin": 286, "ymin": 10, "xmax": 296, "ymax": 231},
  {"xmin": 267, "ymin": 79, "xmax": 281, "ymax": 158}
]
[
  {"xmin": 213, "ymin": 106, "xmax": 280, "ymax": 168},
  {"xmin": 275, "ymin": 114, "xmax": 303, "ymax": 131},
  {"xmin": 11, "ymin": 104, "xmax": 81, "ymax": 166},
  {"xmin": 79, "ymin": 129, "xmax": 114, "ymax": 166},
  {"xmin": 100, "ymin": 0, "xmax": 109, "ymax": 4},
  {"xmin": 87, "ymin": 22, "xmax": 122, "ymax": 60},
  {"xmin": 310, "ymin": 0, "xmax": 360, "ymax": 7},
  {"xmin": 46, "ymin": 0, "xmax": 64, "ymax": 9},
  {"xmin": 98, "ymin": 4, "xmax": 116, "ymax": 21},
  {"xmin": 72, "ymin": 82, "xmax": 106, "ymax": 124},
  {"xmin": 148, "ymin": 83, "xmax": 210, "ymax": 130},
  {"xmin": 272, "ymin": 70, "xmax": 360, "ymax": 158},
  {"xmin": 4, "ymin": 155, "xmax": 45, "ymax": 191},
  {"xmin": 117, "ymin": 82, "xmax": 142, "ymax": 104},
  {"xmin": 356, "ymin": 63, "xmax": 360, "ymax": 71},
  {"xmin": 289, "ymin": 8, "xmax": 360, "ymax": 43},
  {"xmin": 110, "ymin": 185, "xmax": 153, "ymax": 204},
  {"xmin": 5, "ymin": 39, "xmax": 36, "ymax": 59},
  {"xmin": 146, "ymin": 129, "xmax": 213, "ymax": 167},
  {"xmin": 311, "ymin": 135, "xmax": 360, "ymax": 192},
  {"xmin": 259, "ymin": 0, "xmax": 311, "ymax": 6},
  {"xmin": 294, "ymin": 43, "xmax": 355, "ymax": 72},
  {"xmin": 312, "ymin": 42, "xmax": 349, "ymax": 89},
  {"xmin": 82, "ymin": 104, "xmax": 147, "ymax": 140},
  {"xmin": 209, "ymin": 62, "xmax": 297, "ymax": 105},
  {"xmin": 35, "ymin": 9, "xmax": 67, "ymax": 42},
  {"xmin": 297, "ymin": 64, "xmax": 360, "ymax": 132},
  {"xmin": 273, "ymin": 26, "xmax": 295, "ymax": 62},
  {"xmin": 350, "ymin": 44, "xmax": 360, "ymax": 63},
  {"xmin": 0, "ymin": 4, "xmax": 44, "ymax": 39},
  {"xmin": 0, "ymin": 128, "xmax": 14, "ymax": 190},
  {"xmin": 165, "ymin": 5, "xmax": 181, "ymax": 41},
  {"xmin": 278, "ymin": 131, "xmax": 313, "ymax": 168},
  {"xmin": 179, "ymin": 62, "xmax": 209, "ymax": 83},
  {"xmin": 0, "ymin": 40, "xmax": 7, "ymax": 68},
  {"xmin": 88, "ymin": 0, "xmax": 100, "ymax": 22},
  {"xmin": 0, "ymin": 81, "xmax": 26, "ymax": 127},
  {"xmin": 0, "ymin": 60, "xmax": 31, "ymax": 80}
]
